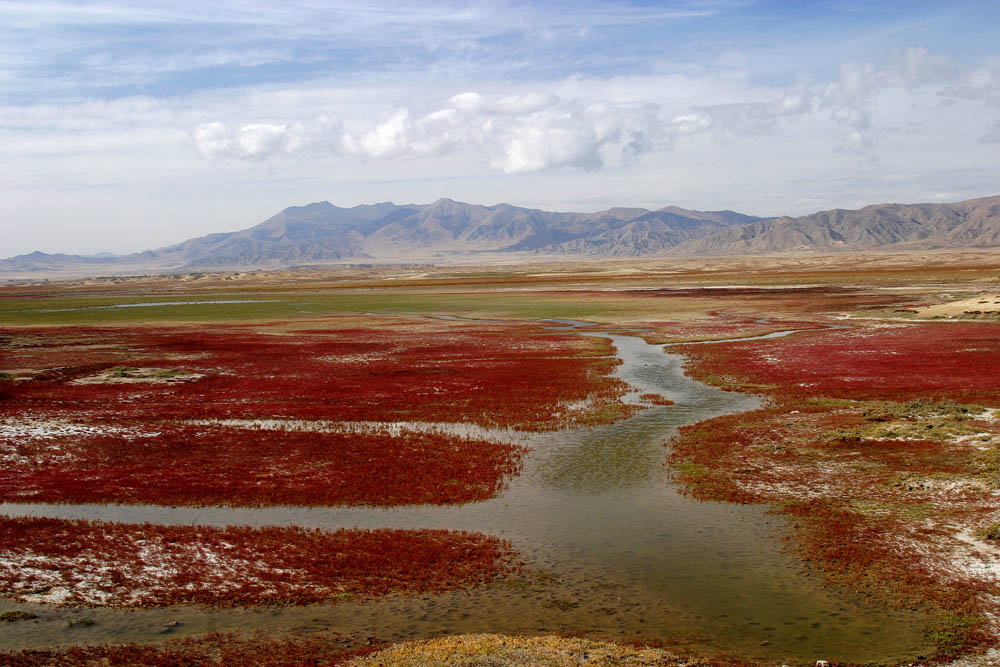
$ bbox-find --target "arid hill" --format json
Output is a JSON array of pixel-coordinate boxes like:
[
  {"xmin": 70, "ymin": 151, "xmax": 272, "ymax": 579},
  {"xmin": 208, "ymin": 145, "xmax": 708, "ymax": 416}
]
[
  {"xmin": 0, "ymin": 199, "xmax": 761, "ymax": 274},
  {"xmin": 3, "ymin": 195, "xmax": 1000, "ymax": 277},
  {"xmin": 673, "ymin": 195, "xmax": 1000, "ymax": 255}
]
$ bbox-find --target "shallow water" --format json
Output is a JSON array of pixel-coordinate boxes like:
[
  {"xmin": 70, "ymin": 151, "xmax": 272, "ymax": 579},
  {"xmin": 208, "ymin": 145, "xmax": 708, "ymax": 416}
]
[
  {"xmin": 0, "ymin": 327, "xmax": 932, "ymax": 663},
  {"xmin": 675, "ymin": 325, "xmax": 850, "ymax": 346},
  {"xmin": 33, "ymin": 300, "xmax": 278, "ymax": 313}
]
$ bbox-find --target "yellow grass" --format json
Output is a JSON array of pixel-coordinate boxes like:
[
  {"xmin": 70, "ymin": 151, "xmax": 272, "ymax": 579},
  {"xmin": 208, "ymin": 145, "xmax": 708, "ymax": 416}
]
[{"xmin": 350, "ymin": 634, "xmax": 687, "ymax": 667}]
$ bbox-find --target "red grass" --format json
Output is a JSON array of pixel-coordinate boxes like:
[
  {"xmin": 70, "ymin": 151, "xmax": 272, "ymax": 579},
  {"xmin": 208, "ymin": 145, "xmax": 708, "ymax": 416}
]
[
  {"xmin": 0, "ymin": 517, "xmax": 516, "ymax": 607},
  {"xmin": 0, "ymin": 425, "xmax": 523, "ymax": 506},
  {"xmin": 678, "ymin": 322, "xmax": 1000, "ymax": 405},
  {"xmin": 667, "ymin": 320, "xmax": 1000, "ymax": 656},
  {"xmin": 640, "ymin": 393, "xmax": 674, "ymax": 406},
  {"xmin": 1, "ymin": 322, "xmax": 627, "ymax": 429},
  {"xmin": 0, "ymin": 319, "xmax": 631, "ymax": 506},
  {"xmin": 670, "ymin": 401, "xmax": 988, "ymax": 506},
  {"xmin": 0, "ymin": 631, "xmax": 377, "ymax": 666},
  {"xmin": 668, "ymin": 382, "xmax": 1000, "ymax": 655},
  {"xmin": 668, "ymin": 401, "xmax": 999, "ymax": 657}
]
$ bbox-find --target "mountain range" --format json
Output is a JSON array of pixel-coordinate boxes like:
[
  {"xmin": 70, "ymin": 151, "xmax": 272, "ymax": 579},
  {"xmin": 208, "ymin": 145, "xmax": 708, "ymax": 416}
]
[{"xmin": 4, "ymin": 195, "xmax": 1000, "ymax": 276}]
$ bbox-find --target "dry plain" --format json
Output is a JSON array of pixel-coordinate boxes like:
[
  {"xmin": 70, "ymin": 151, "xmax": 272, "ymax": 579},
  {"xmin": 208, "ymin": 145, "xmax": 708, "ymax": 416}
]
[{"xmin": 2, "ymin": 251, "xmax": 1000, "ymax": 666}]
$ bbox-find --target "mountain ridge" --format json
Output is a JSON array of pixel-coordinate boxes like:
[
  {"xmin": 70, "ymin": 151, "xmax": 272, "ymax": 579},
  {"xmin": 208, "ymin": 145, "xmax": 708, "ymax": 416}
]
[
  {"xmin": 4, "ymin": 195, "xmax": 1000, "ymax": 277},
  {"xmin": 673, "ymin": 195, "xmax": 1000, "ymax": 255}
]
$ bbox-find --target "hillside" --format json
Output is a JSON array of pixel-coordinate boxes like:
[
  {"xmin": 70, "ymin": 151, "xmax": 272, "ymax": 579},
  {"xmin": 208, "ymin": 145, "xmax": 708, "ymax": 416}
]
[
  {"xmin": 4, "ymin": 195, "xmax": 1000, "ymax": 277},
  {"xmin": 673, "ymin": 195, "xmax": 1000, "ymax": 255},
  {"xmin": 0, "ymin": 199, "xmax": 761, "ymax": 275}
]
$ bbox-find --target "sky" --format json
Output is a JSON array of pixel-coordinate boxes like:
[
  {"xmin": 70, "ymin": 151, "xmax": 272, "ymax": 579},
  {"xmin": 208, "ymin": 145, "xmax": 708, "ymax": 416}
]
[{"xmin": 2, "ymin": 0, "xmax": 999, "ymax": 257}]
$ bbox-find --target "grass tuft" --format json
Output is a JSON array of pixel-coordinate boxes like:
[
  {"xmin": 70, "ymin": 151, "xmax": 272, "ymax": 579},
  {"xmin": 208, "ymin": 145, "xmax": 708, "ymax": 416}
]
[{"xmin": 0, "ymin": 611, "xmax": 37, "ymax": 623}]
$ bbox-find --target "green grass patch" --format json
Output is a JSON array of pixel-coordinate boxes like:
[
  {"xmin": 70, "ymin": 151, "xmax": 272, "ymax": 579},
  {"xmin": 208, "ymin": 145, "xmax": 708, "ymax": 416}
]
[
  {"xmin": 806, "ymin": 397, "xmax": 860, "ymax": 408},
  {"xmin": 976, "ymin": 522, "xmax": 1000, "ymax": 542},
  {"xmin": 577, "ymin": 403, "xmax": 634, "ymax": 426},
  {"xmin": 543, "ymin": 598, "xmax": 580, "ymax": 611},
  {"xmin": 0, "ymin": 289, "xmax": 649, "ymax": 325},
  {"xmin": 670, "ymin": 460, "xmax": 711, "ymax": 479},
  {"xmin": 830, "ymin": 420, "xmax": 984, "ymax": 443},
  {"xmin": 849, "ymin": 498, "xmax": 937, "ymax": 521},
  {"xmin": 0, "ymin": 611, "xmax": 37, "ymax": 622},
  {"xmin": 966, "ymin": 446, "xmax": 1000, "ymax": 488},
  {"xmin": 827, "ymin": 399, "xmax": 989, "ymax": 443},
  {"xmin": 924, "ymin": 612, "xmax": 989, "ymax": 658},
  {"xmin": 861, "ymin": 400, "xmax": 986, "ymax": 421}
]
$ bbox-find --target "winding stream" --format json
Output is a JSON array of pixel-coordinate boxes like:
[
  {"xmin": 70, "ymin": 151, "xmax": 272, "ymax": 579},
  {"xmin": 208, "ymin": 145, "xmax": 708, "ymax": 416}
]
[{"xmin": 0, "ymin": 324, "xmax": 932, "ymax": 663}]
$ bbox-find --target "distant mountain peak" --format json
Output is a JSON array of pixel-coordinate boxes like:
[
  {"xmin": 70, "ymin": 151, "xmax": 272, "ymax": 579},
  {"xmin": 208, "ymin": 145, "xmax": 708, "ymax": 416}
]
[
  {"xmin": 3, "ymin": 195, "xmax": 999, "ymax": 277},
  {"xmin": 672, "ymin": 195, "xmax": 1000, "ymax": 255}
]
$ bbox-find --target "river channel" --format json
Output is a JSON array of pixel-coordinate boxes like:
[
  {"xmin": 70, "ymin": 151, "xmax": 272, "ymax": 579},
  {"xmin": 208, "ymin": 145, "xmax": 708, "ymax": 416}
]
[{"xmin": 0, "ymin": 324, "xmax": 932, "ymax": 664}]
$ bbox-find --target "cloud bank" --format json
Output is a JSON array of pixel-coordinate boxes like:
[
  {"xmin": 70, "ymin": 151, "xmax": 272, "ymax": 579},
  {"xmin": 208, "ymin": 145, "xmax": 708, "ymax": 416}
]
[
  {"xmin": 191, "ymin": 47, "xmax": 1000, "ymax": 172},
  {"xmin": 193, "ymin": 93, "xmax": 671, "ymax": 173}
]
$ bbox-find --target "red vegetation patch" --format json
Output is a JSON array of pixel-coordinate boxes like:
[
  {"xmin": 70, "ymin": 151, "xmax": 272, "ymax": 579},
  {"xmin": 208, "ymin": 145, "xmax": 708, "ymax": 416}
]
[
  {"xmin": 0, "ymin": 318, "xmax": 630, "ymax": 506},
  {"xmin": 639, "ymin": 393, "xmax": 674, "ymax": 406},
  {"xmin": 670, "ymin": 320, "xmax": 1000, "ymax": 655},
  {"xmin": 0, "ymin": 424, "xmax": 522, "ymax": 506},
  {"xmin": 0, "ymin": 321, "xmax": 627, "ymax": 430},
  {"xmin": 1, "ymin": 631, "xmax": 376, "ymax": 666},
  {"xmin": 669, "ymin": 397, "xmax": 1000, "ymax": 656},
  {"xmin": 0, "ymin": 517, "xmax": 516, "ymax": 607},
  {"xmin": 670, "ymin": 401, "xmax": 989, "ymax": 506},
  {"xmin": 678, "ymin": 322, "xmax": 1000, "ymax": 405}
]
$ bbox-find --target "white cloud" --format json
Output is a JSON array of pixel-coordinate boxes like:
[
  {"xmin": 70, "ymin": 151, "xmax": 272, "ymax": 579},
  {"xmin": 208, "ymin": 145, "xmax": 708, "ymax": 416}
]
[
  {"xmin": 490, "ymin": 106, "xmax": 603, "ymax": 173},
  {"xmin": 817, "ymin": 46, "xmax": 1000, "ymax": 160},
  {"xmin": 836, "ymin": 130, "xmax": 877, "ymax": 156},
  {"xmin": 495, "ymin": 92, "xmax": 559, "ymax": 113},
  {"xmin": 186, "ymin": 45, "xmax": 1000, "ymax": 173},
  {"xmin": 193, "ymin": 122, "xmax": 286, "ymax": 161},
  {"xmin": 448, "ymin": 92, "xmax": 484, "ymax": 111},
  {"xmin": 193, "ymin": 93, "xmax": 675, "ymax": 172},
  {"xmin": 345, "ymin": 109, "xmax": 412, "ymax": 159},
  {"xmin": 4, "ymin": 43, "xmax": 993, "ymax": 180},
  {"xmin": 193, "ymin": 114, "xmax": 346, "ymax": 162},
  {"xmin": 979, "ymin": 120, "xmax": 1000, "ymax": 144}
]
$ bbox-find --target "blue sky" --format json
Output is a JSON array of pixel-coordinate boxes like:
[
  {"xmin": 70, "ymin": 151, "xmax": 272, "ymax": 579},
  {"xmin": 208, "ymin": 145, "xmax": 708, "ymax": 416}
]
[{"xmin": 2, "ymin": 0, "xmax": 999, "ymax": 255}]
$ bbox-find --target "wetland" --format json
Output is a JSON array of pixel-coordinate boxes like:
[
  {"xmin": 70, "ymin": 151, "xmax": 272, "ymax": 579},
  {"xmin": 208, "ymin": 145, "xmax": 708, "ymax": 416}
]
[
  {"xmin": 3, "ymin": 257, "xmax": 1000, "ymax": 665},
  {"xmin": 0, "ymin": 324, "xmax": 932, "ymax": 664}
]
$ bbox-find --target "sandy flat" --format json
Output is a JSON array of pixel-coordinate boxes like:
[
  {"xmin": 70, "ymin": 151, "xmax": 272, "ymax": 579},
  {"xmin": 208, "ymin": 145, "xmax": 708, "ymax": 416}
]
[{"xmin": 917, "ymin": 293, "xmax": 1000, "ymax": 318}]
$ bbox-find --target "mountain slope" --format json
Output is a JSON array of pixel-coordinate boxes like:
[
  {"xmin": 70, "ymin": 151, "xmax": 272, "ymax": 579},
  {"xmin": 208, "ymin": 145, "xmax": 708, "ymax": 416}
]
[
  {"xmin": 674, "ymin": 195, "xmax": 1000, "ymax": 255},
  {"xmin": 51, "ymin": 198, "xmax": 758, "ymax": 271},
  {"xmin": 538, "ymin": 208, "xmax": 762, "ymax": 256},
  {"xmin": 148, "ymin": 201, "xmax": 407, "ymax": 266},
  {"xmin": 4, "ymin": 195, "xmax": 1000, "ymax": 277}
]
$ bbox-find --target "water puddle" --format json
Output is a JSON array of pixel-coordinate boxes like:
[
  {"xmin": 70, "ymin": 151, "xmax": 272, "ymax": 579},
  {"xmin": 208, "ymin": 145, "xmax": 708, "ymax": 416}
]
[
  {"xmin": 671, "ymin": 326, "xmax": 851, "ymax": 346},
  {"xmin": 0, "ymin": 324, "xmax": 932, "ymax": 663},
  {"xmin": 31, "ymin": 300, "xmax": 279, "ymax": 313},
  {"xmin": 539, "ymin": 318, "xmax": 599, "ymax": 329}
]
